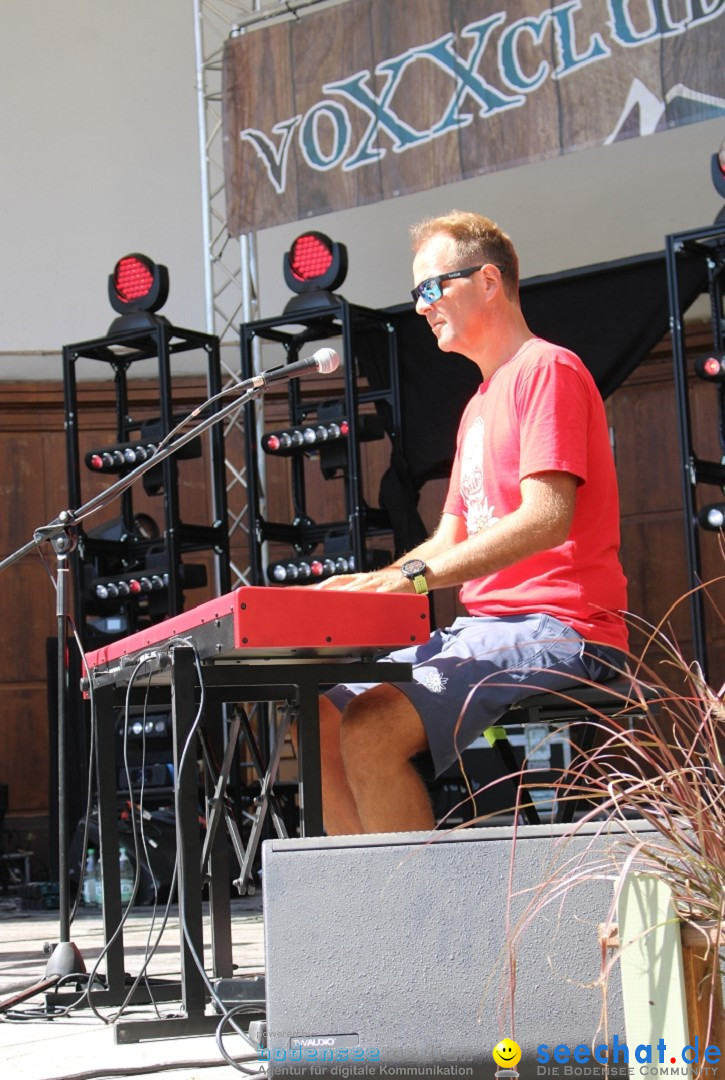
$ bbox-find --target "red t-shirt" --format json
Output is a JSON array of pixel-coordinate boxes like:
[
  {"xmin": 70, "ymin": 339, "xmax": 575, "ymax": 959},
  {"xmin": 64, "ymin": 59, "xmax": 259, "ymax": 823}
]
[{"xmin": 443, "ymin": 338, "xmax": 628, "ymax": 651}]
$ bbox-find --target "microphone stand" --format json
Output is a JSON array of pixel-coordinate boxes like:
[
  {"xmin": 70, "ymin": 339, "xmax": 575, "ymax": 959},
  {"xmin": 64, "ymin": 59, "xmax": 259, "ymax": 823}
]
[{"xmin": 0, "ymin": 376, "xmax": 265, "ymax": 980}]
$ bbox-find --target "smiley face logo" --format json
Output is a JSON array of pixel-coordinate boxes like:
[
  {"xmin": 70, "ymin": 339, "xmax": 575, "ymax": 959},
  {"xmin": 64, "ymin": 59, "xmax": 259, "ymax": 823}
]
[{"xmin": 492, "ymin": 1038, "xmax": 522, "ymax": 1069}]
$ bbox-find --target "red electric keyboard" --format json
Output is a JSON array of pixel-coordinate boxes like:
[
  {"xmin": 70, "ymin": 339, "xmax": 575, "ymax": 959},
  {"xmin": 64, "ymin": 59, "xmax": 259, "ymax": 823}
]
[{"xmin": 84, "ymin": 586, "xmax": 430, "ymax": 686}]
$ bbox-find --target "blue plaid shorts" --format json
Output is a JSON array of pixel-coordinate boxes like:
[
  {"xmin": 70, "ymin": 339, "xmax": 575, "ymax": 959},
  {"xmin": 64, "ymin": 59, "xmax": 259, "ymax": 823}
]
[{"xmin": 324, "ymin": 612, "xmax": 624, "ymax": 777}]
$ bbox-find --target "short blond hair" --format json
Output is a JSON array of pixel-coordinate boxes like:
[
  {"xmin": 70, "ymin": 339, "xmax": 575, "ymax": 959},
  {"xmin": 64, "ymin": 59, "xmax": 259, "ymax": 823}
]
[{"xmin": 410, "ymin": 210, "xmax": 519, "ymax": 297}]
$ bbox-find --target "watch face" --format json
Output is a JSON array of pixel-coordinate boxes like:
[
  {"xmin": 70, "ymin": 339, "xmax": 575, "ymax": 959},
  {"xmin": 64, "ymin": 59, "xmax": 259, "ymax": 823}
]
[{"xmin": 402, "ymin": 558, "xmax": 426, "ymax": 577}]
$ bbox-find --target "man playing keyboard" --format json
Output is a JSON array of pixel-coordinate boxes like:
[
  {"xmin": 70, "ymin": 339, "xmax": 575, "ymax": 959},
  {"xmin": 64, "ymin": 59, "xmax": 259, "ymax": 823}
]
[{"xmin": 317, "ymin": 210, "xmax": 628, "ymax": 835}]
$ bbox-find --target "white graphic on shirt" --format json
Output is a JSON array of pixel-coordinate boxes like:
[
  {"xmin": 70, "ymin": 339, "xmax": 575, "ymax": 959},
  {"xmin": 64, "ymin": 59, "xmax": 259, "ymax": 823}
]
[
  {"xmin": 417, "ymin": 668, "xmax": 448, "ymax": 694},
  {"xmin": 459, "ymin": 416, "xmax": 499, "ymax": 534}
]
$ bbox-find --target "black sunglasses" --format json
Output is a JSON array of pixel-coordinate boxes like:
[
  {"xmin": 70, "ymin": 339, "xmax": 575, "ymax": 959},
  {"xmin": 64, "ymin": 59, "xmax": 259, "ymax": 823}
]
[{"xmin": 411, "ymin": 263, "xmax": 504, "ymax": 305}]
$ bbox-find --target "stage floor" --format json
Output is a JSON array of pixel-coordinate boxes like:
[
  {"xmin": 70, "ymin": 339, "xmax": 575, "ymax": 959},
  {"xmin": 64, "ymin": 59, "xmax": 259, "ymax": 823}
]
[{"xmin": 0, "ymin": 895, "xmax": 266, "ymax": 1080}]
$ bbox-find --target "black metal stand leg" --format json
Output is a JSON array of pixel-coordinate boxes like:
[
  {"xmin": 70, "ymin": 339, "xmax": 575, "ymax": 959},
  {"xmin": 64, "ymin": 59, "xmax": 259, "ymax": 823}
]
[
  {"xmin": 208, "ymin": 832, "xmax": 233, "ymax": 981},
  {"xmin": 204, "ymin": 707, "xmax": 233, "ymax": 980},
  {"xmin": 483, "ymin": 725, "xmax": 541, "ymax": 826},
  {"xmin": 171, "ymin": 647, "xmax": 207, "ymax": 1018},
  {"xmin": 555, "ymin": 722, "xmax": 598, "ymax": 824},
  {"xmin": 95, "ymin": 683, "xmax": 126, "ymax": 994},
  {"xmin": 296, "ymin": 682, "xmax": 324, "ymax": 837},
  {"xmin": 202, "ymin": 702, "xmax": 291, "ymax": 897},
  {"xmin": 201, "ymin": 713, "xmax": 241, "ymax": 868},
  {"xmin": 237, "ymin": 705, "xmax": 290, "ymax": 842},
  {"xmin": 235, "ymin": 704, "xmax": 293, "ymax": 894},
  {"xmin": 45, "ymin": 539, "xmax": 86, "ymax": 980},
  {"xmin": 202, "ymin": 713, "xmax": 249, "ymax": 882}
]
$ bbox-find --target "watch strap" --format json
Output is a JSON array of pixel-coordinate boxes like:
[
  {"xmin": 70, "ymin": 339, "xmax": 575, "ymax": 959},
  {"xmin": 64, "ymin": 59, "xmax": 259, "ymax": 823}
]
[{"xmin": 411, "ymin": 573, "xmax": 429, "ymax": 595}]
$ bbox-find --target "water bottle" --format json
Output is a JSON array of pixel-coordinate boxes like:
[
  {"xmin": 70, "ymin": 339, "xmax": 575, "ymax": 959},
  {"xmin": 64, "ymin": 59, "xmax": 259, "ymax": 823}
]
[
  {"xmin": 119, "ymin": 847, "xmax": 134, "ymax": 905},
  {"xmin": 82, "ymin": 848, "xmax": 97, "ymax": 907},
  {"xmin": 94, "ymin": 851, "xmax": 103, "ymax": 906}
]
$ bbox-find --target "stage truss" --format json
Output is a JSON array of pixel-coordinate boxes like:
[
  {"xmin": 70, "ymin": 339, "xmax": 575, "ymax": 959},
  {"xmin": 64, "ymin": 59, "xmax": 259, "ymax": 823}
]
[{"xmin": 192, "ymin": 0, "xmax": 348, "ymax": 586}]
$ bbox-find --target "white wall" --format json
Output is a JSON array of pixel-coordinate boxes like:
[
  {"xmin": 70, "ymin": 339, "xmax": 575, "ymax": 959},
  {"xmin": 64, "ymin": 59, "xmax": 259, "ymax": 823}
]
[
  {"xmin": 0, "ymin": 0, "xmax": 204, "ymax": 367},
  {"xmin": 0, "ymin": 1, "xmax": 723, "ymax": 379}
]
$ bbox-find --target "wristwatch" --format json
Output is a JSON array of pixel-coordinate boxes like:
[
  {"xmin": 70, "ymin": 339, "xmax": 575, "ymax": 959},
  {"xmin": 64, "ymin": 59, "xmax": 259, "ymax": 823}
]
[{"xmin": 401, "ymin": 558, "xmax": 429, "ymax": 595}]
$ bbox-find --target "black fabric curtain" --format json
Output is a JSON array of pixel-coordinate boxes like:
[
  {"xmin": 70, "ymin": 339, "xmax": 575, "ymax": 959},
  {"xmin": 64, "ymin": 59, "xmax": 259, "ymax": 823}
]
[
  {"xmin": 518, "ymin": 250, "xmax": 707, "ymax": 398},
  {"xmin": 356, "ymin": 249, "xmax": 707, "ymax": 555}
]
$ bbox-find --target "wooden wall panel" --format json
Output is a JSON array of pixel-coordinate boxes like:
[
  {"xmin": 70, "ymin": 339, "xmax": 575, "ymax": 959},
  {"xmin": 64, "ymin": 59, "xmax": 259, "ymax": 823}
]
[
  {"xmin": 608, "ymin": 328, "xmax": 725, "ymax": 684},
  {"xmin": 607, "ymin": 363, "xmax": 681, "ymax": 515},
  {"xmin": 0, "ymin": 688, "xmax": 50, "ymax": 818},
  {"xmin": 618, "ymin": 514, "xmax": 692, "ymax": 646},
  {"xmin": 0, "ymin": 562, "xmax": 55, "ymax": 685},
  {"xmin": 1, "ymin": 431, "xmax": 67, "ymax": 548},
  {"xmin": 0, "ymin": 376, "xmax": 219, "ymax": 833}
]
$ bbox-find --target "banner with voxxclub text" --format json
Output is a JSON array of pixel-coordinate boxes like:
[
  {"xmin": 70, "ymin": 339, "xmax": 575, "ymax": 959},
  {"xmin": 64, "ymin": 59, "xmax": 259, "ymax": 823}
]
[{"xmin": 222, "ymin": 0, "xmax": 725, "ymax": 235}]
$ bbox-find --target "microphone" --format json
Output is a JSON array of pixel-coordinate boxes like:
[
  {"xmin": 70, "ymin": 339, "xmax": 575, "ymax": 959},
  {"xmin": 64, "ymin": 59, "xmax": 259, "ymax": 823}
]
[{"xmin": 245, "ymin": 347, "xmax": 340, "ymax": 390}]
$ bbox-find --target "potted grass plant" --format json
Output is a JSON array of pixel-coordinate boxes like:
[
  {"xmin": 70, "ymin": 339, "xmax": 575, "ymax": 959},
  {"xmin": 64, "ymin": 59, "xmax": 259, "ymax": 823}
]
[{"xmin": 460, "ymin": 601, "xmax": 725, "ymax": 1062}]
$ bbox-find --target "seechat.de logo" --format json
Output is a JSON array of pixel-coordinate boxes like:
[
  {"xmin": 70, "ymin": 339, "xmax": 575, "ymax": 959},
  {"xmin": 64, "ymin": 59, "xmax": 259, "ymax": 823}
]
[{"xmin": 536, "ymin": 1036, "xmax": 721, "ymax": 1075}]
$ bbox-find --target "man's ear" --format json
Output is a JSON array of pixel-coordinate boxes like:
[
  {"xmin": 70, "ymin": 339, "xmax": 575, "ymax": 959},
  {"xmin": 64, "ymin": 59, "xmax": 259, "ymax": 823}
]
[{"xmin": 480, "ymin": 263, "xmax": 504, "ymax": 298}]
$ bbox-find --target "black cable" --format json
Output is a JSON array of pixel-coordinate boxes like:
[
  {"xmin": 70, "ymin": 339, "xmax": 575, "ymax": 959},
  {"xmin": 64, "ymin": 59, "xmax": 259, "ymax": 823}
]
[
  {"xmin": 87, "ymin": 656, "xmax": 183, "ymax": 1026},
  {"xmin": 8, "ymin": 640, "xmax": 265, "ymax": 1067},
  {"xmin": 49, "ymin": 653, "xmax": 177, "ymax": 1026},
  {"xmin": 0, "ymin": 970, "xmax": 100, "ymax": 1022},
  {"xmin": 119, "ymin": 668, "xmax": 150, "ymax": 904},
  {"xmin": 0, "ymin": 1005, "xmax": 67, "ymax": 1022},
  {"xmin": 217, "ymin": 1003, "xmax": 269, "ymax": 1070},
  {"xmin": 15, "ymin": 656, "xmax": 176, "ymax": 1027},
  {"xmin": 86, "ymin": 635, "xmax": 201, "ymax": 1027},
  {"xmin": 171, "ymin": 644, "xmax": 262, "ymax": 1075},
  {"xmin": 60, "ymin": 635, "xmax": 257, "ymax": 1059},
  {"xmin": 109, "ymin": 667, "xmax": 175, "ymax": 1023},
  {"xmin": 105, "ymin": 861, "xmax": 179, "ymax": 1025},
  {"xmin": 132, "ymin": 679, "xmax": 170, "ymax": 1019}
]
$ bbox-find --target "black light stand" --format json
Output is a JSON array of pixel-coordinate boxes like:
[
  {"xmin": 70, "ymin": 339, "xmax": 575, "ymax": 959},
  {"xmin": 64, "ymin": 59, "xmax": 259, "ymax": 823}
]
[{"xmin": 666, "ymin": 221, "xmax": 725, "ymax": 679}]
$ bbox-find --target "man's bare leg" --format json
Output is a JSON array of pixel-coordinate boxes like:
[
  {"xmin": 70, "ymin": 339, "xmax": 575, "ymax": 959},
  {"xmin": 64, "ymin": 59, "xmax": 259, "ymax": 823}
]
[
  {"xmin": 317, "ymin": 695, "xmax": 364, "ymax": 835},
  {"xmin": 340, "ymin": 684, "xmax": 435, "ymax": 833}
]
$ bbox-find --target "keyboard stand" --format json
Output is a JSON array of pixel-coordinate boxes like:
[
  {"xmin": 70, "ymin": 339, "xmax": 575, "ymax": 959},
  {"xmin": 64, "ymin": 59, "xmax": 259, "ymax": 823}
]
[{"xmin": 86, "ymin": 646, "xmax": 412, "ymax": 1042}]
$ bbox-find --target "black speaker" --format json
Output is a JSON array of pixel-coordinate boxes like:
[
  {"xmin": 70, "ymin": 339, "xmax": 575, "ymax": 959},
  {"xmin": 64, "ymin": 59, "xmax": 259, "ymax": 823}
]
[
  {"xmin": 69, "ymin": 809, "xmax": 178, "ymax": 905},
  {"xmin": 261, "ymin": 822, "xmax": 653, "ymax": 1078}
]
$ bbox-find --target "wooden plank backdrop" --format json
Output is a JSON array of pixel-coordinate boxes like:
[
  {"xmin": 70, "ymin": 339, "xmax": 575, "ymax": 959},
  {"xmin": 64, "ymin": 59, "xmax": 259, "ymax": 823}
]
[
  {"xmin": 452, "ymin": 0, "xmax": 561, "ymax": 177},
  {"xmin": 222, "ymin": 0, "xmax": 725, "ymax": 235},
  {"xmin": 368, "ymin": 1, "xmax": 462, "ymax": 201}
]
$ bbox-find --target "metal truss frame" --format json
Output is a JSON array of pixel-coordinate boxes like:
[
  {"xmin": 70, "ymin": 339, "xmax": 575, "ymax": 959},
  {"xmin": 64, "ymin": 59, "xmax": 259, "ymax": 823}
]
[
  {"xmin": 192, "ymin": 0, "xmax": 344, "ymax": 587},
  {"xmin": 193, "ymin": 0, "xmax": 270, "ymax": 588}
]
